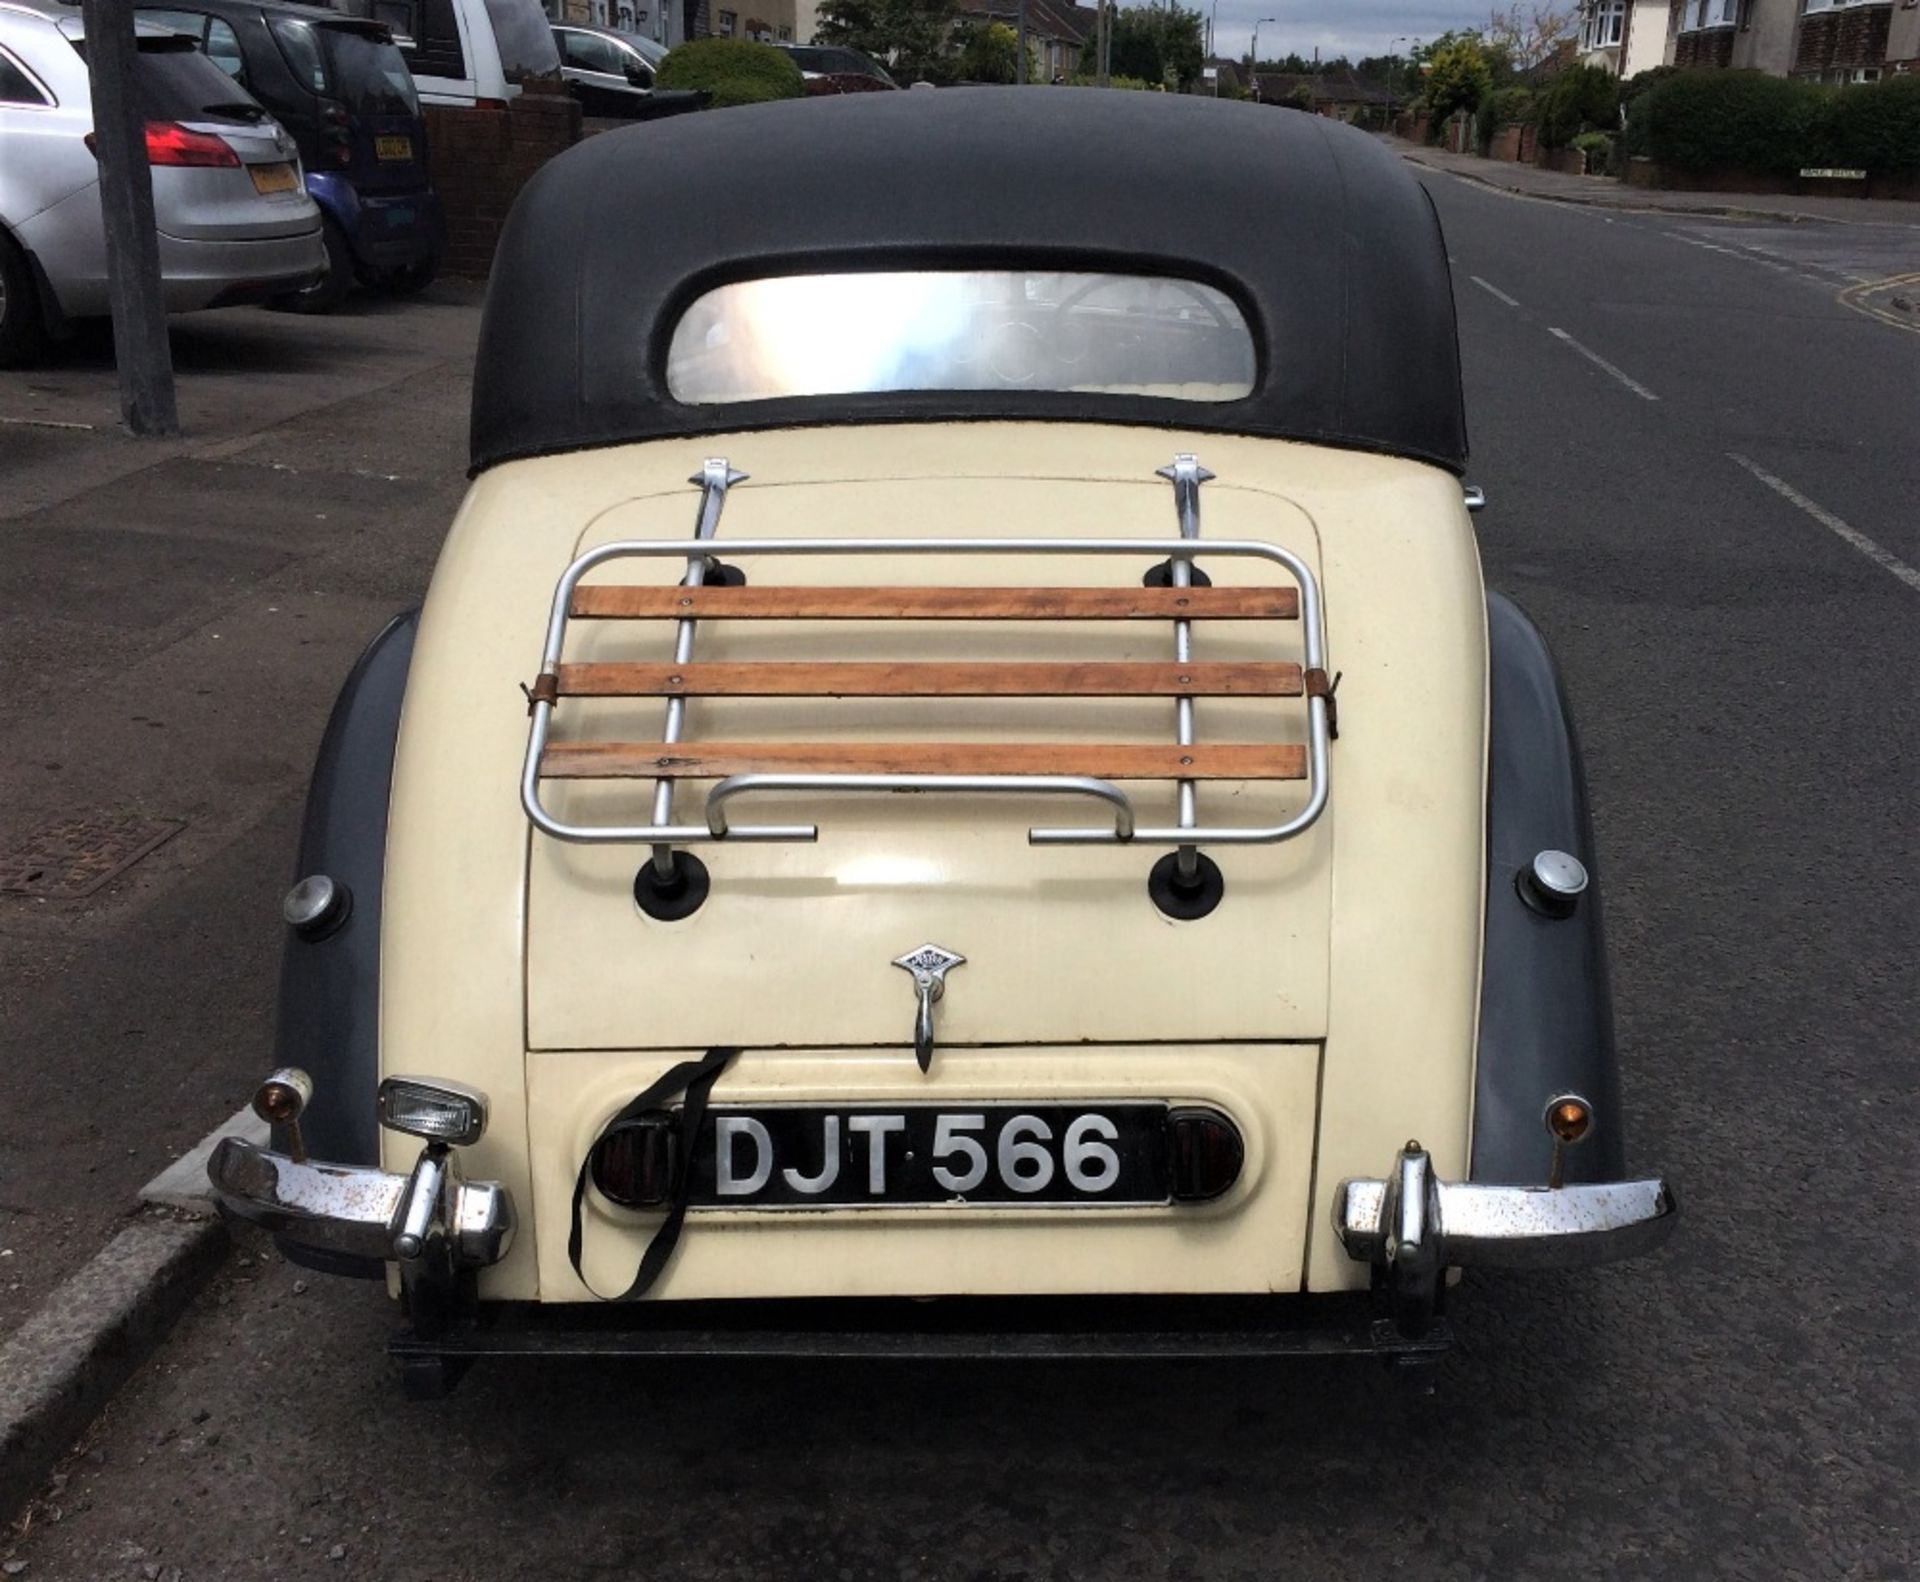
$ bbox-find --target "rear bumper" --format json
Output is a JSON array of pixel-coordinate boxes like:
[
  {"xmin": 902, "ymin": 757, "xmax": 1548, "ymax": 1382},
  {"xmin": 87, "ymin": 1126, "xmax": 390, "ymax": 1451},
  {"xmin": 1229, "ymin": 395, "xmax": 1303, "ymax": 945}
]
[
  {"xmin": 155, "ymin": 227, "xmax": 328, "ymax": 311},
  {"xmin": 207, "ymin": 1136, "xmax": 513, "ymax": 1270},
  {"xmin": 1335, "ymin": 1142, "xmax": 1676, "ymax": 1273},
  {"xmin": 307, "ymin": 174, "xmax": 443, "ymax": 270}
]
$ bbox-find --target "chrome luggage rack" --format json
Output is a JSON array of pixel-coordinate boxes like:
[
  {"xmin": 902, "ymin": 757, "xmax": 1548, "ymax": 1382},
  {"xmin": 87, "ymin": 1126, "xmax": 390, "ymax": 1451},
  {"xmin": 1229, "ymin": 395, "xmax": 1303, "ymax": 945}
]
[{"xmin": 521, "ymin": 454, "xmax": 1333, "ymax": 895}]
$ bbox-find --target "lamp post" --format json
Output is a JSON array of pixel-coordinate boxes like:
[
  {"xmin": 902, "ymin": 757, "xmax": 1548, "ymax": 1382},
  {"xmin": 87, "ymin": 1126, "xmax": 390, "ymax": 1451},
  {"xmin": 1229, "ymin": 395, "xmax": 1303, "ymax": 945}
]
[
  {"xmin": 1250, "ymin": 15, "xmax": 1277, "ymax": 101},
  {"xmin": 1388, "ymin": 33, "xmax": 1410, "ymax": 120},
  {"xmin": 1208, "ymin": 0, "xmax": 1219, "ymax": 60}
]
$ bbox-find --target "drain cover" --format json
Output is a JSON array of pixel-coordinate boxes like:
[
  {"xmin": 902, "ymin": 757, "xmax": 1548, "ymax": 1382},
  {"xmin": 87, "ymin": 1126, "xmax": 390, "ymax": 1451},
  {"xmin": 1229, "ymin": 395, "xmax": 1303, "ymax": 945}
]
[{"xmin": 0, "ymin": 814, "xmax": 184, "ymax": 898}]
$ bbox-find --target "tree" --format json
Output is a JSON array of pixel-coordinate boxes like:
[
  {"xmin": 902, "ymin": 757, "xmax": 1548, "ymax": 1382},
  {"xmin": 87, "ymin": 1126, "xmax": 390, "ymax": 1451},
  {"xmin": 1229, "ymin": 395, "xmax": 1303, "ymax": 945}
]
[
  {"xmin": 1484, "ymin": 3, "xmax": 1576, "ymax": 71},
  {"xmin": 954, "ymin": 18, "xmax": 1034, "ymax": 83},
  {"xmin": 814, "ymin": 0, "xmax": 958, "ymax": 83},
  {"xmin": 1106, "ymin": 3, "xmax": 1204, "ymax": 91},
  {"xmin": 1536, "ymin": 60, "xmax": 1617, "ymax": 146},
  {"xmin": 1424, "ymin": 35, "xmax": 1494, "ymax": 121}
]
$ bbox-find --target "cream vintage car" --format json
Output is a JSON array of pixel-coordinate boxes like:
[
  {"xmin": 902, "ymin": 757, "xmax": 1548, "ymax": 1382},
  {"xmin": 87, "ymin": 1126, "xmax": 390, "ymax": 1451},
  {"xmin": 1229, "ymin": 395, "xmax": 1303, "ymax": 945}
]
[{"xmin": 210, "ymin": 89, "xmax": 1676, "ymax": 1395}]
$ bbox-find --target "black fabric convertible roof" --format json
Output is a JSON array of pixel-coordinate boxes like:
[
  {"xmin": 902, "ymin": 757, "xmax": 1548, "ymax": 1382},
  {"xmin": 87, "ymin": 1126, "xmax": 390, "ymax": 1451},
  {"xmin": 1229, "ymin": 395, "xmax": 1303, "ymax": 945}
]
[{"xmin": 470, "ymin": 89, "xmax": 1467, "ymax": 474}]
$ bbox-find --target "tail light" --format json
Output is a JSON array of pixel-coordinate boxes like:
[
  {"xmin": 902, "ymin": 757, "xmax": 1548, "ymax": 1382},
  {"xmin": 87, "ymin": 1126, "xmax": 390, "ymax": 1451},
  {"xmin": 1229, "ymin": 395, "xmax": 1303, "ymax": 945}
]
[
  {"xmin": 321, "ymin": 100, "xmax": 353, "ymax": 168},
  {"xmin": 590, "ymin": 1113, "xmax": 678, "ymax": 1208},
  {"xmin": 1167, "ymin": 1107, "xmax": 1245, "ymax": 1202},
  {"xmin": 143, "ymin": 121, "xmax": 242, "ymax": 167}
]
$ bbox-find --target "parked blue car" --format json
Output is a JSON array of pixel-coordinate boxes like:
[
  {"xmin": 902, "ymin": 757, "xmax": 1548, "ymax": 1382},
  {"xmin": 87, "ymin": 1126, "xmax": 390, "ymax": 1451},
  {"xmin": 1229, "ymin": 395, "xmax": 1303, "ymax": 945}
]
[{"xmin": 140, "ymin": 0, "xmax": 442, "ymax": 309}]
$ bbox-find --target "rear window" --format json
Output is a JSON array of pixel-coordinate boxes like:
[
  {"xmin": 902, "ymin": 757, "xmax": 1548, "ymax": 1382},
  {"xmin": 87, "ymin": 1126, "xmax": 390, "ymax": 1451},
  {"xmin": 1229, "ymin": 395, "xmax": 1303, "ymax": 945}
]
[
  {"xmin": 482, "ymin": 0, "xmax": 560, "ymax": 83},
  {"xmin": 271, "ymin": 18, "xmax": 418, "ymax": 112},
  {"xmin": 98, "ymin": 36, "xmax": 265, "ymax": 122},
  {"xmin": 666, "ymin": 270, "xmax": 1257, "ymax": 406},
  {"xmin": 324, "ymin": 24, "xmax": 418, "ymax": 111}
]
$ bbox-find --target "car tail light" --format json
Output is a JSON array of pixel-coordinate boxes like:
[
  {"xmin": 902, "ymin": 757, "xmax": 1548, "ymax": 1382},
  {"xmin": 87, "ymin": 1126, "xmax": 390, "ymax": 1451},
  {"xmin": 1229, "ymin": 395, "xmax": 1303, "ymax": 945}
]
[
  {"xmin": 321, "ymin": 100, "xmax": 353, "ymax": 167},
  {"xmin": 142, "ymin": 121, "xmax": 243, "ymax": 167},
  {"xmin": 590, "ymin": 1114, "xmax": 677, "ymax": 1208},
  {"xmin": 1167, "ymin": 1107, "xmax": 1244, "ymax": 1202}
]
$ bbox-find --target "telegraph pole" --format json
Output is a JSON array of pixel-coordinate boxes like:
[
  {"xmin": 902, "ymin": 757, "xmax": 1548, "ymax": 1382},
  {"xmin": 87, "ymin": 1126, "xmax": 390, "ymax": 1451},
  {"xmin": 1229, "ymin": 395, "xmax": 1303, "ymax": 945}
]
[
  {"xmin": 1016, "ymin": 0, "xmax": 1027, "ymax": 82},
  {"xmin": 80, "ymin": 0, "xmax": 178, "ymax": 436}
]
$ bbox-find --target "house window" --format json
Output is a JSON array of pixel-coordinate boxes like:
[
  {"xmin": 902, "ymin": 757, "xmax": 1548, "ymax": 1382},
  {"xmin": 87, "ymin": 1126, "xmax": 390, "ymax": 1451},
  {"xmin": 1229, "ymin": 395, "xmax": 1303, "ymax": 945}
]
[
  {"xmin": 777, "ymin": 23, "xmax": 791, "ymax": 36},
  {"xmin": 717, "ymin": 8, "xmax": 735, "ymax": 33},
  {"xmin": 1680, "ymin": 0, "xmax": 1735, "ymax": 29},
  {"xmin": 1584, "ymin": 0, "xmax": 1625, "ymax": 47}
]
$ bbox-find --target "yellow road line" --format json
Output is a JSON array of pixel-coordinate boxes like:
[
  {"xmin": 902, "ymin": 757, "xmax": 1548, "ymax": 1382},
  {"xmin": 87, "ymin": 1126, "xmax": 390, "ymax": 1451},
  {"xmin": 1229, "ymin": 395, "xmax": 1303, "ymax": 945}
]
[{"xmin": 1837, "ymin": 271, "xmax": 1920, "ymax": 335}]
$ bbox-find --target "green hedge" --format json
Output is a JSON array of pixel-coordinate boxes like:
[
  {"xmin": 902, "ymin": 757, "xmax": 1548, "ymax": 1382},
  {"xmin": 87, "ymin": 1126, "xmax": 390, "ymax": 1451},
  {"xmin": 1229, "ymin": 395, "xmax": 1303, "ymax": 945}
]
[
  {"xmin": 656, "ymin": 38, "xmax": 805, "ymax": 107},
  {"xmin": 1639, "ymin": 70, "xmax": 1829, "ymax": 174},
  {"xmin": 1636, "ymin": 69, "xmax": 1920, "ymax": 176},
  {"xmin": 1474, "ymin": 86, "xmax": 1533, "ymax": 149},
  {"xmin": 1537, "ymin": 63, "xmax": 1618, "ymax": 150},
  {"xmin": 1827, "ymin": 74, "xmax": 1920, "ymax": 174}
]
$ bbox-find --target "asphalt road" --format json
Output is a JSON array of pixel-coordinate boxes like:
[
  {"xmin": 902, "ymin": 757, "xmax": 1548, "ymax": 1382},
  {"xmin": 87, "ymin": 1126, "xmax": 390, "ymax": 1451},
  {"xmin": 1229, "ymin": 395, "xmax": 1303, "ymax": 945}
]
[{"xmin": 4, "ymin": 171, "xmax": 1918, "ymax": 1579}]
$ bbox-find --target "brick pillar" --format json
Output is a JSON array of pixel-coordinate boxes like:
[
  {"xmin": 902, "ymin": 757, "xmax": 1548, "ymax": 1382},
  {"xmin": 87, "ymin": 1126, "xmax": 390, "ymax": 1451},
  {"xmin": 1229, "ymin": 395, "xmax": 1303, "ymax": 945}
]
[{"xmin": 425, "ymin": 93, "xmax": 583, "ymax": 280}]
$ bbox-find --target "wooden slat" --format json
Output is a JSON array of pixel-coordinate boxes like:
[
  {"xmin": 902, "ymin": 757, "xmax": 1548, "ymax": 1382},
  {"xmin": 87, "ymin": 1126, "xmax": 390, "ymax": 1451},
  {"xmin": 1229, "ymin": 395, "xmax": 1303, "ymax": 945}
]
[
  {"xmin": 556, "ymin": 660, "xmax": 1303, "ymax": 699},
  {"xmin": 541, "ymin": 741, "xmax": 1306, "ymax": 781},
  {"xmin": 571, "ymin": 585, "xmax": 1299, "ymax": 621}
]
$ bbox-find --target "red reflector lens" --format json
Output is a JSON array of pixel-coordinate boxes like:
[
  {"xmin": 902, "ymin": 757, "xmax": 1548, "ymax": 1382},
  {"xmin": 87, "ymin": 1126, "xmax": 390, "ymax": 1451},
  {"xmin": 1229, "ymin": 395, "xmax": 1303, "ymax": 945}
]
[
  {"xmin": 144, "ymin": 120, "xmax": 241, "ymax": 168},
  {"xmin": 589, "ymin": 1114, "xmax": 677, "ymax": 1208},
  {"xmin": 1167, "ymin": 1107, "xmax": 1245, "ymax": 1203}
]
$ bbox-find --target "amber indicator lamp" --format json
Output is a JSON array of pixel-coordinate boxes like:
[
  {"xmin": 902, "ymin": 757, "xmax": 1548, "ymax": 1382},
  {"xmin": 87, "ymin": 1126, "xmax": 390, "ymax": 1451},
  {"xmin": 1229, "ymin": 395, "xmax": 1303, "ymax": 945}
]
[{"xmin": 1543, "ymin": 1093, "xmax": 1593, "ymax": 1189}]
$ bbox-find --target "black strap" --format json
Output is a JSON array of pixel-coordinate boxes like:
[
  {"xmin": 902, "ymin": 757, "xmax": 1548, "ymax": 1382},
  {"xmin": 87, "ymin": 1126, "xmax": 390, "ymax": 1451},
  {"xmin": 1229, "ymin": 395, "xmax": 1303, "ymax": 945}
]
[{"xmin": 568, "ymin": 1047, "xmax": 738, "ymax": 1302}]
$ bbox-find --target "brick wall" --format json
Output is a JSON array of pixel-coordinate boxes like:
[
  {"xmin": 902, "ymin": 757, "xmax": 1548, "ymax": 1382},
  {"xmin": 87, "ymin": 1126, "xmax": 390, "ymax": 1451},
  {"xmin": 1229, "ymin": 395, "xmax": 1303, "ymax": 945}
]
[
  {"xmin": 1537, "ymin": 145, "xmax": 1591, "ymax": 176},
  {"xmin": 424, "ymin": 94, "xmax": 583, "ymax": 280},
  {"xmin": 1794, "ymin": 6, "xmax": 1892, "ymax": 75},
  {"xmin": 1673, "ymin": 27, "xmax": 1735, "ymax": 68}
]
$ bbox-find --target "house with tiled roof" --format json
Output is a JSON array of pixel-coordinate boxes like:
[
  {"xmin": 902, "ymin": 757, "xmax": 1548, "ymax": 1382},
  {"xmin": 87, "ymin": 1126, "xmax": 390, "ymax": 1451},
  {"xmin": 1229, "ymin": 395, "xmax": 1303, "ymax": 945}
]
[
  {"xmin": 1250, "ymin": 69, "xmax": 1392, "ymax": 121},
  {"xmin": 951, "ymin": 0, "xmax": 1098, "ymax": 80}
]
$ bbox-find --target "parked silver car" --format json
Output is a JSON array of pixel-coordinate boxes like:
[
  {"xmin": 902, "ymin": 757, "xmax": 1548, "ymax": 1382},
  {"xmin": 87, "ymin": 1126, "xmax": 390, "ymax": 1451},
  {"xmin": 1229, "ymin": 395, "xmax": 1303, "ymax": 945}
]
[{"xmin": 0, "ymin": 0, "xmax": 326, "ymax": 365}]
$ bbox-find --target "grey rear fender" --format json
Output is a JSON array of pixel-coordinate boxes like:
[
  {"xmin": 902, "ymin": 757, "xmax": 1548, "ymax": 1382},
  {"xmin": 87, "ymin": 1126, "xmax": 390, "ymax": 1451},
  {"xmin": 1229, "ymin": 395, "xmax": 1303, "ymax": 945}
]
[{"xmin": 1473, "ymin": 592, "xmax": 1627, "ymax": 1186}]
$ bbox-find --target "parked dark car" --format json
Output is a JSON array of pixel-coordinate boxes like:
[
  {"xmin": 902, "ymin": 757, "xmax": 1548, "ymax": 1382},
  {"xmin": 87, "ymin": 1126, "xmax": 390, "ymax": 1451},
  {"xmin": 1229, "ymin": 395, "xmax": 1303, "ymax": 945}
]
[
  {"xmin": 551, "ymin": 22, "xmax": 702, "ymax": 119},
  {"xmin": 776, "ymin": 41, "xmax": 895, "ymax": 94},
  {"xmin": 138, "ymin": 0, "xmax": 441, "ymax": 308}
]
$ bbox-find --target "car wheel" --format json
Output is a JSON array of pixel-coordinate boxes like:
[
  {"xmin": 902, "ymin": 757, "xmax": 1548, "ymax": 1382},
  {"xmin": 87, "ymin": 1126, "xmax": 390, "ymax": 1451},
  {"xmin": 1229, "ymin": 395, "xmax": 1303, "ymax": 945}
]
[
  {"xmin": 381, "ymin": 255, "xmax": 438, "ymax": 297},
  {"xmin": 272, "ymin": 217, "xmax": 354, "ymax": 315},
  {"xmin": 0, "ymin": 230, "xmax": 49, "ymax": 369}
]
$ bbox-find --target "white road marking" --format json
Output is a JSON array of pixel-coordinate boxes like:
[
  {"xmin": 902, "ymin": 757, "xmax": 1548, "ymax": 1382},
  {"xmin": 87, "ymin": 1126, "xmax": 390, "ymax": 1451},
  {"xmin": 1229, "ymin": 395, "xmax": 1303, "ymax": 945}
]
[
  {"xmin": 1729, "ymin": 453, "xmax": 1920, "ymax": 596},
  {"xmin": 1547, "ymin": 327, "xmax": 1661, "ymax": 401},
  {"xmin": 1664, "ymin": 229, "xmax": 1854, "ymax": 291},
  {"xmin": 0, "ymin": 415, "xmax": 95, "ymax": 431},
  {"xmin": 1470, "ymin": 275, "xmax": 1522, "ymax": 308}
]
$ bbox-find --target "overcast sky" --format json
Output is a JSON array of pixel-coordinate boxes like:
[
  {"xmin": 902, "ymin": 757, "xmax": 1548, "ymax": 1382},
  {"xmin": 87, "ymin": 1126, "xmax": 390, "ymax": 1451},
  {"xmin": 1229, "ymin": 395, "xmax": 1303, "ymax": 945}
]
[{"xmin": 1203, "ymin": 0, "xmax": 1502, "ymax": 63}]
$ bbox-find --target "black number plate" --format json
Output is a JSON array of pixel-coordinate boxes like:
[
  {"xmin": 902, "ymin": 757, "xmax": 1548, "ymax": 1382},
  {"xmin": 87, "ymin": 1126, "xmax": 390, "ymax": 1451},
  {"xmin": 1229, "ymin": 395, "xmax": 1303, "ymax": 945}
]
[{"xmin": 686, "ymin": 1104, "xmax": 1171, "ymax": 1209}]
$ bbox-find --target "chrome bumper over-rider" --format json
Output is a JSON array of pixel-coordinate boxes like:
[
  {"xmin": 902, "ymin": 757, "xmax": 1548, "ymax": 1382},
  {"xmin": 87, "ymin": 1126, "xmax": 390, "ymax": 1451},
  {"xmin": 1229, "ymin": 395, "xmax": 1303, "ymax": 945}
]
[
  {"xmin": 206, "ymin": 1068, "xmax": 514, "ymax": 1282},
  {"xmin": 1335, "ymin": 1134, "xmax": 1677, "ymax": 1335}
]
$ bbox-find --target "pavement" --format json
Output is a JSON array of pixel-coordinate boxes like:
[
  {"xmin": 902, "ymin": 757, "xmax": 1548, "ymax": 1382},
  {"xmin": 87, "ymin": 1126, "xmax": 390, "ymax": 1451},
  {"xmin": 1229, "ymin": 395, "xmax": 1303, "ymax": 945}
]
[
  {"xmin": 1385, "ymin": 133, "xmax": 1920, "ymax": 228},
  {"xmin": 3, "ymin": 188, "xmax": 1920, "ymax": 1579},
  {"xmin": 0, "ymin": 287, "xmax": 482, "ymax": 1346}
]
